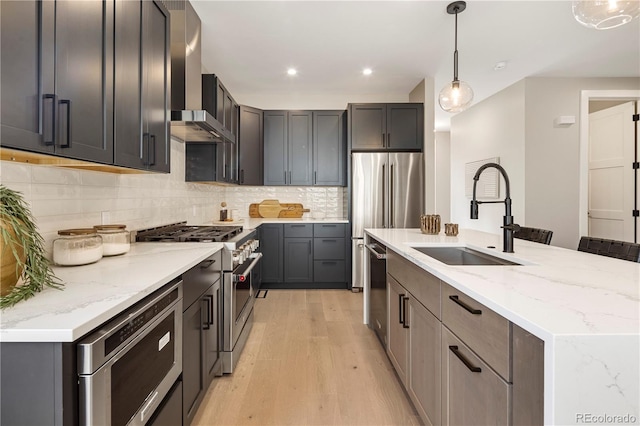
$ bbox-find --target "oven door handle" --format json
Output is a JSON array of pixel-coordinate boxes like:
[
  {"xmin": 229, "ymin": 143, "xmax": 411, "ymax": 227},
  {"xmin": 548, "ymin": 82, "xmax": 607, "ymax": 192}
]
[
  {"xmin": 233, "ymin": 252, "xmax": 263, "ymax": 283},
  {"xmin": 366, "ymin": 243, "xmax": 387, "ymax": 259}
]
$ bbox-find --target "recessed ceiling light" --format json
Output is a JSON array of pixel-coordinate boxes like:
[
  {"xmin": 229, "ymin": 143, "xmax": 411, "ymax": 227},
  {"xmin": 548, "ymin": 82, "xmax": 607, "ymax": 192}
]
[
  {"xmin": 494, "ymin": 61, "xmax": 508, "ymax": 71},
  {"xmin": 287, "ymin": 68, "xmax": 297, "ymax": 76},
  {"xmin": 363, "ymin": 68, "xmax": 373, "ymax": 76}
]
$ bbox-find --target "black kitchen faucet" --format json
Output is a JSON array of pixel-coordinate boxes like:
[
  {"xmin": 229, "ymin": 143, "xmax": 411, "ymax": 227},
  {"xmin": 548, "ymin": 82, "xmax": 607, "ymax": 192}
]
[{"xmin": 470, "ymin": 162, "xmax": 520, "ymax": 253}]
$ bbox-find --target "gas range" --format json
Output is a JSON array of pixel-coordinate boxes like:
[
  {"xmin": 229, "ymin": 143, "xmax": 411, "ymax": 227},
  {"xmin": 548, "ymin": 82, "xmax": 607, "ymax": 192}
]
[{"xmin": 135, "ymin": 222, "xmax": 244, "ymax": 243}]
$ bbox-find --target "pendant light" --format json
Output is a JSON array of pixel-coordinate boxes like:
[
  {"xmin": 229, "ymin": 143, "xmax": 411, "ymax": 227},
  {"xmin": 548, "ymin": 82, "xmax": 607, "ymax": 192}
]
[
  {"xmin": 572, "ymin": 1, "xmax": 640, "ymax": 30},
  {"xmin": 439, "ymin": 1, "xmax": 474, "ymax": 113}
]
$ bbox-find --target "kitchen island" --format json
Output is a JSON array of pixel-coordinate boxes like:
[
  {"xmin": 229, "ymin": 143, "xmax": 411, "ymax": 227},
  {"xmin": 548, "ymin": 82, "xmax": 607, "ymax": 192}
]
[
  {"xmin": 0, "ymin": 242, "xmax": 223, "ymax": 342},
  {"xmin": 364, "ymin": 228, "xmax": 639, "ymax": 425}
]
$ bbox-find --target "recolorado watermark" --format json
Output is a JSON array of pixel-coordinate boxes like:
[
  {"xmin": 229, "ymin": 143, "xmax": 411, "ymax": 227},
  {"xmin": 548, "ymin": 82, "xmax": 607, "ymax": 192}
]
[{"xmin": 576, "ymin": 413, "xmax": 638, "ymax": 424}]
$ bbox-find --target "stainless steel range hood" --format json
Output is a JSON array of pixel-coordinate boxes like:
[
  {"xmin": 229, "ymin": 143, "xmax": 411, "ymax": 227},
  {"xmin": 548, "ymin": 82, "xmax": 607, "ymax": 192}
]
[{"xmin": 165, "ymin": 0, "xmax": 229, "ymax": 143}]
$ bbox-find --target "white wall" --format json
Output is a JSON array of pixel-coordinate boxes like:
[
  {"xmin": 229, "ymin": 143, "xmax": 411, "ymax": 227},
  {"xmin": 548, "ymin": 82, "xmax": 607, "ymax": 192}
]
[
  {"xmin": 0, "ymin": 138, "xmax": 346, "ymax": 258},
  {"xmin": 450, "ymin": 76, "xmax": 640, "ymax": 249},
  {"xmin": 435, "ymin": 131, "xmax": 451, "ymax": 223},
  {"xmin": 450, "ymin": 80, "xmax": 526, "ymax": 235},
  {"xmin": 409, "ymin": 78, "xmax": 436, "ymax": 215}
]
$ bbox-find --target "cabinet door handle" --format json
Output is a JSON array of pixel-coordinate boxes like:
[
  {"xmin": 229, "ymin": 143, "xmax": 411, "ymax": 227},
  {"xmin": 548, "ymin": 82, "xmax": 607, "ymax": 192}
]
[
  {"xmin": 402, "ymin": 296, "xmax": 410, "ymax": 328},
  {"xmin": 289, "ymin": 171, "xmax": 292, "ymax": 184},
  {"xmin": 308, "ymin": 240, "xmax": 312, "ymax": 254},
  {"xmin": 240, "ymin": 169, "xmax": 244, "ymax": 184},
  {"xmin": 449, "ymin": 295, "xmax": 482, "ymax": 315},
  {"xmin": 202, "ymin": 296, "xmax": 212, "ymax": 330},
  {"xmin": 142, "ymin": 133, "xmax": 150, "ymax": 165},
  {"xmin": 314, "ymin": 171, "xmax": 317, "ymax": 185},
  {"xmin": 59, "ymin": 99, "xmax": 71, "ymax": 148},
  {"xmin": 205, "ymin": 294, "xmax": 214, "ymax": 325},
  {"xmin": 382, "ymin": 133, "xmax": 385, "ymax": 147},
  {"xmin": 149, "ymin": 134, "xmax": 156, "ymax": 166},
  {"xmin": 449, "ymin": 345, "xmax": 482, "ymax": 373},
  {"xmin": 43, "ymin": 94, "xmax": 57, "ymax": 146},
  {"xmin": 284, "ymin": 171, "xmax": 287, "ymax": 184},
  {"xmin": 387, "ymin": 132, "xmax": 391, "ymax": 148},
  {"xmin": 398, "ymin": 293, "xmax": 405, "ymax": 324}
]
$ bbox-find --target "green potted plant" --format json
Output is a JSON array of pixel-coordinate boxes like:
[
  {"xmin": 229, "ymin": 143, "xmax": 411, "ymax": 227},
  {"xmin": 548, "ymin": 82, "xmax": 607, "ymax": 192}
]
[{"xmin": 1, "ymin": 185, "xmax": 62, "ymax": 309}]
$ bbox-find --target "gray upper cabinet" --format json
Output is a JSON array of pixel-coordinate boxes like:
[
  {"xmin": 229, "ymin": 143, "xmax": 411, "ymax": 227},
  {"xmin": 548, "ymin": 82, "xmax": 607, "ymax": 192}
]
[
  {"xmin": 1, "ymin": 0, "xmax": 170, "ymax": 172},
  {"xmin": 1, "ymin": 0, "xmax": 114, "ymax": 163},
  {"xmin": 264, "ymin": 110, "xmax": 346, "ymax": 186},
  {"xmin": 349, "ymin": 103, "xmax": 424, "ymax": 151},
  {"xmin": 263, "ymin": 111, "xmax": 288, "ymax": 185},
  {"xmin": 115, "ymin": 0, "xmax": 170, "ymax": 172},
  {"xmin": 264, "ymin": 110, "xmax": 312, "ymax": 186},
  {"xmin": 313, "ymin": 110, "xmax": 346, "ymax": 186},
  {"xmin": 238, "ymin": 105, "xmax": 264, "ymax": 185},
  {"xmin": 202, "ymin": 74, "xmax": 237, "ymax": 140}
]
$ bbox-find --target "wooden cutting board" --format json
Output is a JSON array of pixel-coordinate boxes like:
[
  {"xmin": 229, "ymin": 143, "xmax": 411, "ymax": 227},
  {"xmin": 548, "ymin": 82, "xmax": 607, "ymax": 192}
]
[{"xmin": 249, "ymin": 200, "xmax": 310, "ymax": 218}]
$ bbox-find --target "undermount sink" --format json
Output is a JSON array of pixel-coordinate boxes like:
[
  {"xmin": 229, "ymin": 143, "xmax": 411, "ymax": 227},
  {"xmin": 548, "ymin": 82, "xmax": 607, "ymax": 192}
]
[{"xmin": 411, "ymin": 246, "xmax": 522, "ymax": 266}]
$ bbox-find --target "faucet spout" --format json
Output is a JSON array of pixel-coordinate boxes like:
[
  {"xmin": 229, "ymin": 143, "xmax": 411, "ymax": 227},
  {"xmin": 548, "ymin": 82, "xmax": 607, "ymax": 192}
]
[{"xmin": 470, "ymin": 163, "xmax": 516, "ymax": 253}]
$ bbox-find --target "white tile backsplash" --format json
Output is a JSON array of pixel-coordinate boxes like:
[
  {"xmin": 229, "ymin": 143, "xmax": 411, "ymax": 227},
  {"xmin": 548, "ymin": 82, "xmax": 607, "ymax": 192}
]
[{"xmin": 1, "ymin": 139, "xmax": 347, "ymax": 258}]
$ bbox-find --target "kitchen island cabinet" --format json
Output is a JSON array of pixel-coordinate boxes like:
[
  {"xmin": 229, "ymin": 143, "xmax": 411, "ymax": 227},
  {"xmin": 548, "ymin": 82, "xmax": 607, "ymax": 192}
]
[{"xmin": 364, "ymin": 228, "xmax": 639, "ymax": 425}]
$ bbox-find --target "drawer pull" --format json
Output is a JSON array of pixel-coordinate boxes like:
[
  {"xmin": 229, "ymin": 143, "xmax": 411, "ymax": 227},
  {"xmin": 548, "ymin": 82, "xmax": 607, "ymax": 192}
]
[
  {"xmin": 322, "ymin": 239, "xmax": 337, "ymax": 243},
  {"xmin": 291, "ymin": 224, "xmax": 306, "ymax": 228},
  {"xmin": 449, "ymin": 345, "xmax": 482, "ymax": 373},
  {"xmin": 449, "ymin": 295, "xmax": 482, "ymax": 315},
  {"xmin": 200, "ymin": 259, "xmax": 216, "ymax": 269},
  {"xmin": 321, "ymin": 261, "xmax": 337, "ymax": 265},
  {"xmin": 322, "ymin": 224, "xmax": 337, "ymax": 227}
]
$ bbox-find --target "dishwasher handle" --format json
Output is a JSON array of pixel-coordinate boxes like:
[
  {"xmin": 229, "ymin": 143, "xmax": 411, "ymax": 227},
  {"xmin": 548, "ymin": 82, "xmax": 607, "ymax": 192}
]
[{"xmin": 366, "ymin": 243, "xmax": 387, "ymax": 259}]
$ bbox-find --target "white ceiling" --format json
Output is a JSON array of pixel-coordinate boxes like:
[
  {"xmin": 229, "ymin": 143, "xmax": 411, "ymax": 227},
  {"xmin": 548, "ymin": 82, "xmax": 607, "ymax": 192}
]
[{"xmin": 191, "ymin": 1, "xmax": 640, "ymax": 131}]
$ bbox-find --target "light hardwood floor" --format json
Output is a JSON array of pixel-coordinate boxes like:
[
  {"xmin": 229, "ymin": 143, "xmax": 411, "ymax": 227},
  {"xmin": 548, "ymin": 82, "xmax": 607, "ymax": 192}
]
[{"xmin": 192, "ymin": 289, "xmax": 421, "ymax": 426}]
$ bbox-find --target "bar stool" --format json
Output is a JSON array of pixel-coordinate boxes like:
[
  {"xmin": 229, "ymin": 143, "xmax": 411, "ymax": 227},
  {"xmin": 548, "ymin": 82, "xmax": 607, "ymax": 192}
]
[
  {"xmin": 513, "ymin": 226, "xmax": 553, "ymax": 245},
  {"xmin": 577, "ymin": 237, "xmax": 640, "ymax": 263}
]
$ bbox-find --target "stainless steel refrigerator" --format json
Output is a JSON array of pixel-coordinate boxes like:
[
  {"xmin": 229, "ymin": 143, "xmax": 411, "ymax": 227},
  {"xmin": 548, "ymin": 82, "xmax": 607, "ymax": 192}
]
[{"xmin": 351, "ymin": 152, "xmax": 424, "ymax": 289}]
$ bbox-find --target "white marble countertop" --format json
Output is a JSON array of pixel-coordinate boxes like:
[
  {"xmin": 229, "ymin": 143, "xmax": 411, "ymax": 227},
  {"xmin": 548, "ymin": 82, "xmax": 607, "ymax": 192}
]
[
  {"xmin": 0, "ymin": 242, "xmax": 223, "ymax": 343},
  {"xmin": 365, "ymin": 228, "xmax": 639, "ymax": 425}
]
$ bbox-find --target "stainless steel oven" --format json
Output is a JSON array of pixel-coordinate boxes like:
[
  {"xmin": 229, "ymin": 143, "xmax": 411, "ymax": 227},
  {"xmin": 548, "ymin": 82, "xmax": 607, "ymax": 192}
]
[
  {"xmin": 77, "ymin": 279, "xmax": 183, "ymax": 426},
  {"xmin": 222, "ymin": 238, "xmax": 262, "ymax": 373}
]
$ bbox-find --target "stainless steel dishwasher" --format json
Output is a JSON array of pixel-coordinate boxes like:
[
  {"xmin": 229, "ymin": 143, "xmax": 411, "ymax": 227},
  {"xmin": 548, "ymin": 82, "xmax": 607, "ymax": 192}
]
[{"xmin": 366, "ymin": 238, "xmax": 387, "ymax": 347}]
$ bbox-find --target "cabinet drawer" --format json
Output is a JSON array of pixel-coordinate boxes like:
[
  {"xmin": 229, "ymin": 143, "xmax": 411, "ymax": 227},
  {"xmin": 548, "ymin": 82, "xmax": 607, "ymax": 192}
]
[
  {"xmin": 313, "ymin": 261, "xmax": 346, "ymax": 282},
  {"xmin": 313, "ymin": 238, "xmax": 345, "ymax": 260},
  {"xmin": 182, "ymin": 251, "xmax": 222, "ymax": 311},
  {"xmin": 284, "ymin": 224, "xmax": 313, "ymax": 238},
  {"xmin": 441, "ymin": 282, "xmax": 511, "ymax": 381},
  {"xmin": 387, "ymin": 250, "xmax": 440, "ymax": 319},
  {"xmin": 441, "ymin": 327, "xmax": 510, "ymax": 426},
  {"xmin": 313, "ymin": 223, "xmax": 345, "ymax": 238}
]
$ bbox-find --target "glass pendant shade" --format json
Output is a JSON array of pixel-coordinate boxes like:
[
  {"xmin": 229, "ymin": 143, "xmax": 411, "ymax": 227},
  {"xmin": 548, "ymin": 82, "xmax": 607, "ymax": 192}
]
[
  {"xmin": 572, "ymin": 1, "xmax": 640, "ymax": 29},
  {"xmin": 439, "ymin": 80, "xmax": 474, "ymax": 113}
]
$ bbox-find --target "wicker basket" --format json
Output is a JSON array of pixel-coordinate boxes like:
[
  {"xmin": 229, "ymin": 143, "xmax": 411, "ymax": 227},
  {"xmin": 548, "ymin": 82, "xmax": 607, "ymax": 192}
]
[{"xmin": 420, "ymin": 214, "xmax": 441, "ymax": 235}]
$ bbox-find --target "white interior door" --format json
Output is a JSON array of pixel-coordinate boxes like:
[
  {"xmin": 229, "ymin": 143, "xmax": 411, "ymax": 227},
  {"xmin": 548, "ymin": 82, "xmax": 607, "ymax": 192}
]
[{"xmin": 588, "ymin": 101, "xmax": 636, "ymax": 242}]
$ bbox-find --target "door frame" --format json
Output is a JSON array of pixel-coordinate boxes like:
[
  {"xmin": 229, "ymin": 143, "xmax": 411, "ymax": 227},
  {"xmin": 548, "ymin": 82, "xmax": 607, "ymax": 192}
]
[{"xmin": 578, "ymin": 90, "xmax": 640, "ymax": 239}]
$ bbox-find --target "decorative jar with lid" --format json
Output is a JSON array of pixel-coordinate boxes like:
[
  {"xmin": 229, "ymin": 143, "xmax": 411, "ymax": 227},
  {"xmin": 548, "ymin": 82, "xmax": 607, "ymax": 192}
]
[
  {"xmin": 53, "ymin": 229, "xmax": 103, "ymax": 266},
  {"xmin": 93, "ymin": 225, "xmax": 130, "ymax": 256}
]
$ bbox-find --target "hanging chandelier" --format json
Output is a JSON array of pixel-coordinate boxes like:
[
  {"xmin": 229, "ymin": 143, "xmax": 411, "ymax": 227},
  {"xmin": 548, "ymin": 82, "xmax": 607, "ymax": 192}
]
[
  {"xmin": 438, "ymin": 1, "xmax": 474, "ymax": 113},
  {"xmin": 572, "ymin": 1, "xmax": 640, "ymax": 30}
]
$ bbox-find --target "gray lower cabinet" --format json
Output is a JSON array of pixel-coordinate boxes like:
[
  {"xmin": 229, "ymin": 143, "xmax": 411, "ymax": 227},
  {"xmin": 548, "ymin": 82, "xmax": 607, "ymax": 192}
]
[
  {"xmin": 387, "ymin": 275, "xmax": 409, "ymax": 385},
  {"xmin": 386, "ymin": 248, "xmax": 544, "ymax": 426},
  {"xmin": 349, "ymin": 103, "xmax": 424, "ymax": 151},
  {"xmin": 284, "ymin": 224, "xmax": 314, "ymax": 283},
  {"xmin": 0, "ymin": 0, "xmax": 169, "ymax": 172},
  {"xmin": 261, "ymin": 223, "xmax": 348, "ymax": 288},
  {"xmin": 182, "ymin": 253, "xmax": 222, "ymax": 426},
  {"xmin": 441, "ymin": 327, "xmax": 510, "ymax": 425},
  {"xmin": 260, "ymin": 224, "xmax": 284, "ymax": 283}
]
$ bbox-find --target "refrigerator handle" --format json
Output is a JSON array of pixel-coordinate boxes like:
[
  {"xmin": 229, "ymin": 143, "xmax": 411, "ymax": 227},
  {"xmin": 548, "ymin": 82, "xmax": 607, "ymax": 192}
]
[
  {"xmin": 390, "ymin": 163, "xmax": 394, "ymax": 228},
  {"xmin": 382, "ymin": 164, "xmax": 386, "ymax": 228}
]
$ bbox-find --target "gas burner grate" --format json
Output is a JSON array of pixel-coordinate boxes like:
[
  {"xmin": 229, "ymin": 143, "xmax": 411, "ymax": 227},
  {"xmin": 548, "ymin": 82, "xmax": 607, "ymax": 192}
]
[{"xmin": 136, "ymin": 223, "xmax": 243, "ymax": 242}]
